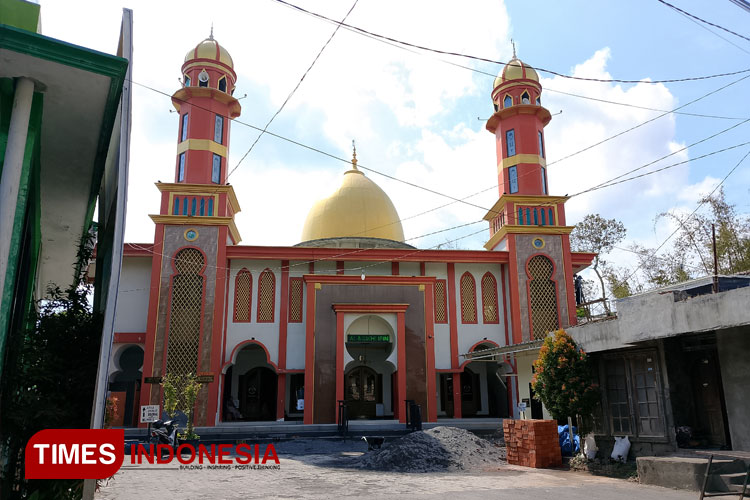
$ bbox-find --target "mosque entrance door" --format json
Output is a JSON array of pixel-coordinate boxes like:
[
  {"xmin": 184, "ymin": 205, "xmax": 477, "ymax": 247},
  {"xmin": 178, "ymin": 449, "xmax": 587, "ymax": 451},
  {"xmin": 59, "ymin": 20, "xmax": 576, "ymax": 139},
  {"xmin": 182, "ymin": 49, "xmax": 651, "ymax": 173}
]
[
  {"xmin": 345, "ymin": 366, "xmax": 380, "ymax": 419},
  {"xmin": 238, "ymin": 366, "xmax": 277, "ymax": 421}
]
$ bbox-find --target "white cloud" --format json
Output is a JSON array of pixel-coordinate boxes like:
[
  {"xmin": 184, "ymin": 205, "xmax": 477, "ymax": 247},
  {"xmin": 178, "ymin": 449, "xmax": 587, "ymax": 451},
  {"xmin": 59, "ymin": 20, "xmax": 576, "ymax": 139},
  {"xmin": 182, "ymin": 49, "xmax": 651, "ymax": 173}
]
[{"xmin": 38, "ymin": 1, "xmax": 728, "ymax": 260}]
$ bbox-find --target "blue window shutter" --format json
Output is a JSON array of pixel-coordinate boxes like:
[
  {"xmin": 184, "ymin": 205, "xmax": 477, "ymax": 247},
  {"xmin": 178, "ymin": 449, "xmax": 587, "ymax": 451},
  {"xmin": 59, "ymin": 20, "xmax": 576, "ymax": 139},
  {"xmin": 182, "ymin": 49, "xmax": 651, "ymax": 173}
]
[
  {"xmin": 191, "ymin": 197, "xmax": 196, "ymax": 216},
  {"xmin": 533, "ymin": 208, "xmax": 538, "ymax": 225},
  {"xmin": 182, "ymin": 198, "xmax": 188, "ymax": 215},
  {"xmin": 200, "ymin": 198, "xmax": 205, "ymax": 216},
  {"xmin": 173, "ymin": 197, "xmax": 179, "ymax": 215},
  {"xmin": 506, "ymin": 129, "xmax": 516, "ymax": 157},
  {"xmin": 212, "ymin": 154, "xmax": 221, "ymax": 184},
  {"xmin": 518, "ymin": 208, "xmax": 523, "ymax": 225},
  {"xmin": 509, "ymin": 166, "xmax": 518, "ymax": 193},
  {"xmin": 541, "ymin": 208, "xmax": 546, "ymax": 226},
  {"xmin": 526, "ymin": 208, "xmax": 531, "ymax": 225},
  {"xmin": 208, "ymin": 198, "xmax": 214, "ymax": 216}
]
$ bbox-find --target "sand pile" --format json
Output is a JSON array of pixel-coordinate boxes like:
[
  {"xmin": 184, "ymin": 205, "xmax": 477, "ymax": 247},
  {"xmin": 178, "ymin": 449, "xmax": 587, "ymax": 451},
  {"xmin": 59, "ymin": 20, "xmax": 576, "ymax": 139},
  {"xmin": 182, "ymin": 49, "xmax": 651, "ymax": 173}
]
[{"xmin": 357, "ymin": 426, "xmax": 505, "ymax": 472}]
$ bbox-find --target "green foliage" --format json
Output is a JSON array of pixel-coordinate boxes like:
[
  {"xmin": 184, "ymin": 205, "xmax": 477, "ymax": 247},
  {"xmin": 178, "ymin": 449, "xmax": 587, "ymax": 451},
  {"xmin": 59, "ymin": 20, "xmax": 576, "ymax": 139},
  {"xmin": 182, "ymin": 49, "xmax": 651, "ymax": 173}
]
[
  {"xmin": 0, "ymin": 234, "xmax": 101, "ymax": 499},
  {"xmin": 571, "ymin": 214, "xmax": 627, "ymax": 307},
  {"xmin": 179, "ymin": 374, "xmax": 201, "ymax": 441},
  {"xmin": 160, "ymin": 373, "xmax": 201, "ymax": 441},
  {"xmin": 161, "ymin": 372, "xmax": 179, "ymax": 419},
  {"xmin": 634, "ymin": 188, "xmax": 750, "ymax": 289},
  {"xmin": 531, "ymin": 330, "xmax": 600, "ymax": 436}
]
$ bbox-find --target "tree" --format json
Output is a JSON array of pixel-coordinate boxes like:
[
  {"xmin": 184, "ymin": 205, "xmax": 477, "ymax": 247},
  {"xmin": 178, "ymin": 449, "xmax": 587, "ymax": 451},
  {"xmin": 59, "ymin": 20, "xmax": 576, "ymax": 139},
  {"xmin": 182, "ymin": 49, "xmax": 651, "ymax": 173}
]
[
  {"xmin": 531, "ymin": 330, "xmax": 600, "ymax": 436},
  {"xmin": 570, "ymin": 214, "xmax": 627, "ymax": 310},
  {"xmin": 633, "ymin": 188, "xmax": 750, "ymax": 289},
  {"xmin": 0, "ymin": 235, "xmax": 102, "ymax": 498}
]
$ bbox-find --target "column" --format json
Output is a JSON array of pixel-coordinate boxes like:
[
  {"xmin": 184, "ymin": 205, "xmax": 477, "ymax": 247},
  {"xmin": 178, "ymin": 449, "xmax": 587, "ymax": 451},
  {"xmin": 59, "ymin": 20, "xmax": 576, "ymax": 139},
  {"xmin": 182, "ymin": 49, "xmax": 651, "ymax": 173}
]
[
  {"xmin": 397, "ymin": 311, "xmax": 407, "ymax": 423},
  {"xmin": 0, "ymin": 77, "xmax": 35, "ymax": 305}
]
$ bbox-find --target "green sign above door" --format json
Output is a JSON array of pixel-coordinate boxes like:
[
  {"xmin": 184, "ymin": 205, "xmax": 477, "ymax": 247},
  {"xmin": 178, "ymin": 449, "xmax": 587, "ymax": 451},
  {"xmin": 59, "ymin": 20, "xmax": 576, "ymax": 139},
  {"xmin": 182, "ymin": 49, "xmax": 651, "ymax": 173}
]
[{"xmin": 347, "ymin": 334, "xmax": 390, "ymax": 343}]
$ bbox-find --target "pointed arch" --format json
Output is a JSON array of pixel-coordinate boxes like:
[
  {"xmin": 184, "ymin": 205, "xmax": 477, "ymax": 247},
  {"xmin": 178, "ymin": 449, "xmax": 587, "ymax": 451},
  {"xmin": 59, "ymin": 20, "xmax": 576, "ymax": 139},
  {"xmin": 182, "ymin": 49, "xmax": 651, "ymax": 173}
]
[
  {"xmin": 257, "ymin": 268, "xmax": 276, "ymax": 323},
  {"xmin": 481, "ymin": 272, "xmax": 499, "ymax": 324},
  {"xmin": 526, "ymin": 255, "xmax": 559, "ymax": 340},
  {"xmin": 460, "ymin": 272, "xmax": 477, "ymax": 324},
  {"xmin": 503, "ymin": 94, "xmax": 512, "ymax": 108},
  {"xmin": 233, "ymin": 268, "xmax": 252, "ymax": 323}
]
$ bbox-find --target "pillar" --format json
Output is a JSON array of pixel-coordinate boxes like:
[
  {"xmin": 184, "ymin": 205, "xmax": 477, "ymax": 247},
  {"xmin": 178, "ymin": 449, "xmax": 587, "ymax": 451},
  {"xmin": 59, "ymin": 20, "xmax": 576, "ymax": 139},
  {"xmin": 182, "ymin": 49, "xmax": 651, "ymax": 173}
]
[{"xmin": 0, "ymin": 77, "xmax": 35, "ymax": 306}]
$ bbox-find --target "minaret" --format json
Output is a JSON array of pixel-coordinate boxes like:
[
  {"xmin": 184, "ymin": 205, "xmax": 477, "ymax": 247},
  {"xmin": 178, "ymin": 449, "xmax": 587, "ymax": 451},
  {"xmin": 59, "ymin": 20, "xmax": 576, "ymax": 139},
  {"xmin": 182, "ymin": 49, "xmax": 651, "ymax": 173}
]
[
  {"xmin": 139, "ymin": 33, "xmax": 242, "ymax": 427},
  {"xmin": 483, "ymin": 51, "xmax": 577, "ymax": 345}
]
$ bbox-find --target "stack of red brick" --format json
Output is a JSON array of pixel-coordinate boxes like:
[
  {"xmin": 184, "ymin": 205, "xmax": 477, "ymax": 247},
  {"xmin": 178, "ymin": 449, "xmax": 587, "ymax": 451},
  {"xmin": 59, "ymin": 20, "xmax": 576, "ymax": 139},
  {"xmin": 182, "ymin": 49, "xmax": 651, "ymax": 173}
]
[{"xmin": 503, "ymin": 419, "xmax": 562, "ymax": 468}]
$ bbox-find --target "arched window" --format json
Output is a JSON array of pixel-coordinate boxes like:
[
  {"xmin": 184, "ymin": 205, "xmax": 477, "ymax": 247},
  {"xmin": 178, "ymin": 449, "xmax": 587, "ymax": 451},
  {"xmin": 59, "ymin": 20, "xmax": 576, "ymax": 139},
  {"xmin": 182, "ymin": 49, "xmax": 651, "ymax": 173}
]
[
  {"xmin": 521, "ymin": 91, "xmax": 530, "ymax": 104},
  {"xmin": 166, "ymin": 248, "xmax": 205, "ymax": 383},
  {"xmin": 288, "ymin": 277, "xmax": 304, "ymax": 323},
  {"xmin": 218, "ymin": 76, "xmax": 227, "ymax": 93},
  {"xmin": 257, "ymin": 269, "xmax": 276, "ymax": 323},
  {"xmin": 504, "ymin": 95, "xmax": 512, "ymax": 108},
  {"xmin": 528, "ymin": 255, "xmax": 559, "ymax": 340},
  {"xmin": 535, "ymin": 96, "xmax": 541, "ymax": 106},
  {"xmin": 173, "ymin": 197, "xmax": 180, "ymax": 215},
  {"xmin": 481, "ymin": 272, "xmax": 499, "ymax": 323},
  {"xmin": 184, "ymin": 75, "xmax": 191, "ymax": 87},
  {"xmin": 233, "ymin": 269, "xmax": 252, "ymax": 323},
  {"xmin": 434, "ymin": 279, "xmax": 447, "ymax": 324},
  {"xmin": 460, "ymin": 272, "xmax": 477, "ymax": 324}
]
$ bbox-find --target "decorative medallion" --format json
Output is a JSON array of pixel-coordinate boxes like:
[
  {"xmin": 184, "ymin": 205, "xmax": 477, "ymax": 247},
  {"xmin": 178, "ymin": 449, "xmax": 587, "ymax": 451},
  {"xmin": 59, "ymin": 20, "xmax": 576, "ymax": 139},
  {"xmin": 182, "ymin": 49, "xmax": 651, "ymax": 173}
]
[
  {"xmin": 184, "ymin": 228, "xmax": 199, "ymax": 242},
  {"xmin": 532, "ymin": 237, "xmax": 545, "ymax": 249}
]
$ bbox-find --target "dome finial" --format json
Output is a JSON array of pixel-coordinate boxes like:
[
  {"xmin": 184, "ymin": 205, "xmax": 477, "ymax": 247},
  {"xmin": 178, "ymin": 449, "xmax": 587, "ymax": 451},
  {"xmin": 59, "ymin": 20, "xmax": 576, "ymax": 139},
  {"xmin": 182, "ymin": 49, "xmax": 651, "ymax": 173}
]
[
  {"xmin": 209, "ymin": 23, "xmax": 214, "ymax": 41},
  {"xmin": 511, "ymin": 38, "xmax": 516, "ymax": 59},
  {"xmin": 351, "ymin": 140, "xmax": 358, "ymax": 170}
]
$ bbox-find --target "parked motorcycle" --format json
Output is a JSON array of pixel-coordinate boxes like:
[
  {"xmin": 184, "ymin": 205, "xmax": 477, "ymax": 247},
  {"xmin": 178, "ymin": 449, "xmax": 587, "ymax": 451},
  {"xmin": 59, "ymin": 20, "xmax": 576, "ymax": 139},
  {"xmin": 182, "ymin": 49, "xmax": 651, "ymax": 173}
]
[{"xmin": 149, "ymin": 419, "xmax": 179, "ymax": 456}]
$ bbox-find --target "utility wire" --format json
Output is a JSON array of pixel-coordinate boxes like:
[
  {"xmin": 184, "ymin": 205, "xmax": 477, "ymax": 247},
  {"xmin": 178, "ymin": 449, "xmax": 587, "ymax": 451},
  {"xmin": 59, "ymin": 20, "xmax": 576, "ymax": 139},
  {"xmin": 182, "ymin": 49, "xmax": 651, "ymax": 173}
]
[
  {"xmin": 227, "ymin": 0, "xmax": 359, "ymax": 179},
  {"xmin": 272, "ymin": 0, "xmax": 750, "ymax": 84},
  {"xmin": 606, "ymin": 147, "xmax": 750, "ymax": 299},
  {"xmin": 674, "ymin": 7, "xmax": 750, "ymax": 56},
  {"xmin": 545, "ymin": 74, "xmax": 750, "ymax": 167},
  {"xmin": 656, "ymin": 0, "xmax": 750, "ymax": 43}
]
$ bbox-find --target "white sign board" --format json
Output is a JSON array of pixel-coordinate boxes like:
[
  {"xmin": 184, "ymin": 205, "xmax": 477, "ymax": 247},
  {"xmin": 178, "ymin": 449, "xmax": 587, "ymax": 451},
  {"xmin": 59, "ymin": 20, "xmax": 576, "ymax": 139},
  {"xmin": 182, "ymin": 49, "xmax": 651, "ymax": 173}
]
[
  {"xmin": 140, "ymin": 405, "xmax": 160, "ymax": 423},
  {"xmin": 517, "ymin": 402, "xmax": 527, "ymax": 411}
]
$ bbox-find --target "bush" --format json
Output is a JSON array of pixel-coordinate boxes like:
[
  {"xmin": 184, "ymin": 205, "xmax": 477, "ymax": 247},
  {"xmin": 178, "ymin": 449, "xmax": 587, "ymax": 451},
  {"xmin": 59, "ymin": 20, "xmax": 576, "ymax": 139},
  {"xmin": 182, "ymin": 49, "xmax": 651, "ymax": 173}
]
[{"xmin": 531, "ymin": 330, "xmax": 599, "ymax": 436}]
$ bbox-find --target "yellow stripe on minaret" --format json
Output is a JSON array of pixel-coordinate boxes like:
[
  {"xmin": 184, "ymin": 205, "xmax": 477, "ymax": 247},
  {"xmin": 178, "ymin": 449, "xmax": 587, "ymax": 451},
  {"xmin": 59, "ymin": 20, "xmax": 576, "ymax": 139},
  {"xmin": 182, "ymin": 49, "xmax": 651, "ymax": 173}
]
[{"xmin": 176, "ymin": 139, "xmax": 227, "ymax": 157}]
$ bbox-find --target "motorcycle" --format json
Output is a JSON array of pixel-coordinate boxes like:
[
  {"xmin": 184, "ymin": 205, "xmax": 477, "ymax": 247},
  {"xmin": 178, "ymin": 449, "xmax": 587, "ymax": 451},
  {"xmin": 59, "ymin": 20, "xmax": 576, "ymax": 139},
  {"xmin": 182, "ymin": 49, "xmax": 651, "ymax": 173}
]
[{"xmin": 149, "ymin": 419, "xmax": 180, "ymax": 457}]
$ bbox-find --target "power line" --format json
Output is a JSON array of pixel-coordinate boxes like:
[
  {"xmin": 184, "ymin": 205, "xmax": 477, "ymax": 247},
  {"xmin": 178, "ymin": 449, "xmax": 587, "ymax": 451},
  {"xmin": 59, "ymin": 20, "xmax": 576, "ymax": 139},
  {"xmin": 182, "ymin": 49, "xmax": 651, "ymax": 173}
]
[
  {"xmin": 607, "ymin": 147, "xmax": 750, "ymax": 299},
  {"xmin": 656, "ymin": 0, "xmax": 750, "ymax": 43},
  {"xmin": 132, "ymin": 79, "xmax": 496, "ymax": 214},
  {"xmin": 227, "ymin": 0, "xmax": 359, "ymax": 179},
  {"xmin": 545, "ymin": 74, "xmax": 750, "ymax": 167},
  {"xmin": 271, "ymin": 0, "xmax": 750, "ymax": 84},
  {"xmin": 673, "ymin": 7, "xmax": 750, "ymax": 56},
  {"xmin": 270, "ymin": 0, "xmax": 748, "ymax": 120}
]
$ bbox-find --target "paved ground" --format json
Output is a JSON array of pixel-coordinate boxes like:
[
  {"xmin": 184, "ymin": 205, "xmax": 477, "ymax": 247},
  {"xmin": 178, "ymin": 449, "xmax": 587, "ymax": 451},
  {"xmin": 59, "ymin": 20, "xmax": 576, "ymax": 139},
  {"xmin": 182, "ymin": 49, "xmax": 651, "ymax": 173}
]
[{"xmin": 97, "ymin": 440, "xmax": 695, "ymax": 500}]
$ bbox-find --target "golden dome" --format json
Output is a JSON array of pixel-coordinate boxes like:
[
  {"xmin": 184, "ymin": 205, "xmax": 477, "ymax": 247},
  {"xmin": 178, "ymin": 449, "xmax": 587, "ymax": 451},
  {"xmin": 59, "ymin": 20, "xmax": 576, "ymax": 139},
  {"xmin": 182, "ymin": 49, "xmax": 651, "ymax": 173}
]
[
  {"xmin": 184, "ymin": 35, "xmax": 234, "ymax": 70},
  {"xmin": 493, "ymin": 57, "xmax": 539, "ymax": 89},
  {"xmin": 300, "ymin": 150, "xmax": 405, "ymax": 244}
]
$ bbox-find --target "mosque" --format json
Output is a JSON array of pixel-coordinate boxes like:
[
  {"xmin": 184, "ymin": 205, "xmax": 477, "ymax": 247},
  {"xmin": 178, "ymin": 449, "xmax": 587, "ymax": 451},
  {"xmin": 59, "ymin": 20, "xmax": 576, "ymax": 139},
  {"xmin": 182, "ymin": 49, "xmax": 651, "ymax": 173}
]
[{"xmin": 107, "ymin": 34, "xmax": 596, "ymax": 428}]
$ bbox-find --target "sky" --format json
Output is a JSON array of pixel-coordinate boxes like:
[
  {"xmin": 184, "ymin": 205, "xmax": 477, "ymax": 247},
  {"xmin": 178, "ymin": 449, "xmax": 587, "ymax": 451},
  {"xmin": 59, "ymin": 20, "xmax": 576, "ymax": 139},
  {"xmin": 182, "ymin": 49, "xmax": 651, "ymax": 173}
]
[{"xmin": 38, "ymin": 0, "xmax": 750, "ymax": 286}]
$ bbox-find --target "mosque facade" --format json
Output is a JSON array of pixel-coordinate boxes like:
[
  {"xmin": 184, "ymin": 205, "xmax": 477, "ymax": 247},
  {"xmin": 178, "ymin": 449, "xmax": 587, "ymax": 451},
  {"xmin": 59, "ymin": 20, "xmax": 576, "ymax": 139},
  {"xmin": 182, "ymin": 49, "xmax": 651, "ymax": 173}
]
[{"xmin": 107, "ymin": 35, "xmax": 595, "ymax": 428}]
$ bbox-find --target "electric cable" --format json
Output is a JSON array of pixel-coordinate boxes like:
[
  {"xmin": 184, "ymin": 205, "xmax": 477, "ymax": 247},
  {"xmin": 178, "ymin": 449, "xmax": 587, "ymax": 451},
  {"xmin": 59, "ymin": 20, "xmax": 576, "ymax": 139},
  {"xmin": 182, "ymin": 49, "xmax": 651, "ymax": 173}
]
[
  {"xmin": 271, "ymin": 0, "xmax": 750, "ymax": 84},
  {"xmin": 228, "ymin": 0, "xmax": 359, "ymax": 179}
]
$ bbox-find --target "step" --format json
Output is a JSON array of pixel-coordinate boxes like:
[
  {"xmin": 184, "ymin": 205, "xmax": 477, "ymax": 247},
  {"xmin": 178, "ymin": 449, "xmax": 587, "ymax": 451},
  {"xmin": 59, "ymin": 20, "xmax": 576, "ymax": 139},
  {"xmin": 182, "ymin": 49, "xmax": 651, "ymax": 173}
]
[
  {"xmin": 719, "ymin": 472, "xmax": 749, "ymax": 485},
  {"xmin": 637, "ymin": 456, "xmax": 742, "ymax": 491}
]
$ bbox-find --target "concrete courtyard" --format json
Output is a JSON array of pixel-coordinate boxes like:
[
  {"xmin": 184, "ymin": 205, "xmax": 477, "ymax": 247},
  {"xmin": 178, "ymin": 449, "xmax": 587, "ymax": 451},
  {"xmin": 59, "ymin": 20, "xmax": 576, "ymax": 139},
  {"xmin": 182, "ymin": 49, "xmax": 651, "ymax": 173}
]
[{"xmin": 95, "ymin": 440, "xmax": 695, "ymax": 500}]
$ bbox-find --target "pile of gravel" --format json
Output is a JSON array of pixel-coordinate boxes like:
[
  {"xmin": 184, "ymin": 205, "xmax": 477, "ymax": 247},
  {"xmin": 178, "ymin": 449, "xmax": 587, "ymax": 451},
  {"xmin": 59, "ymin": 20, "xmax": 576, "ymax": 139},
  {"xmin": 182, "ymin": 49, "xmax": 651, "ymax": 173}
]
[{"xmin": 357, "ymin": 426, "xmax": 505, "ymax": 473}]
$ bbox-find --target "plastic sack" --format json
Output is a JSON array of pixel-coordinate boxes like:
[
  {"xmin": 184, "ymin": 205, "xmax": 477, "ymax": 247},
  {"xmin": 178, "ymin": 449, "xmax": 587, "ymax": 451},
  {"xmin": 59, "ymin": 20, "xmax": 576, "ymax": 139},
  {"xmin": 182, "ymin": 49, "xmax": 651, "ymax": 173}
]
[
  {"xmin": 611, "ymin": 436, "xmax": 630, "ymax": 462},
  {"xmin": 583, "ymin": 434, "xmax": 598, "ymax": 460},
  {"xmin": 557, "ymin": 425, "xmax": 580, "ymax": 456}
]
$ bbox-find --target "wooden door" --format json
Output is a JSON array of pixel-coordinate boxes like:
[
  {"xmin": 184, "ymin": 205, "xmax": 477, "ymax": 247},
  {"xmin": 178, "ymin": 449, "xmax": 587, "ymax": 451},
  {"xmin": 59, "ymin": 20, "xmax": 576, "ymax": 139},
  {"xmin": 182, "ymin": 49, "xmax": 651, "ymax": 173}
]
[
  {"xmin": 345, "ymin": 367, "xmax": 378, "ymax": 419},
  {"xmin": 692, "ymin": 352, "xmax": 727, "ymax": 447}
]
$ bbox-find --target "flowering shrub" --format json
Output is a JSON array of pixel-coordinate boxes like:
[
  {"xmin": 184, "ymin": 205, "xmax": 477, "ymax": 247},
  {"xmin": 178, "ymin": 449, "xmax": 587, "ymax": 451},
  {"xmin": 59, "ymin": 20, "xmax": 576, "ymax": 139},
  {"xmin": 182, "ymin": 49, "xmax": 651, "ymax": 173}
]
[{"xmin": 531, "ymin": 329, "xmax": 599, "ymax": 435}]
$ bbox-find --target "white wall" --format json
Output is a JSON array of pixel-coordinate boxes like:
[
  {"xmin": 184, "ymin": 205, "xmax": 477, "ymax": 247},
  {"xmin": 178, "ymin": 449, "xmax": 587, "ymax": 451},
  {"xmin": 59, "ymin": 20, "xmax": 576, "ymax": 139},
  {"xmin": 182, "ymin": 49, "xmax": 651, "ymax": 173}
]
[
  {"xmin": 113, "ymin": 256, "xmax": 151, "ymax": 333},
  {"xmin": 344, "ymin": 260, "xmax": 391, "ymax": 276},
  {"xmin": 452, "ymin": 263, "xmax": 507, "ymax": 357},
  {"xmin": 225, "ymin": 259, "xmax": 282, "ymax": 365}
]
